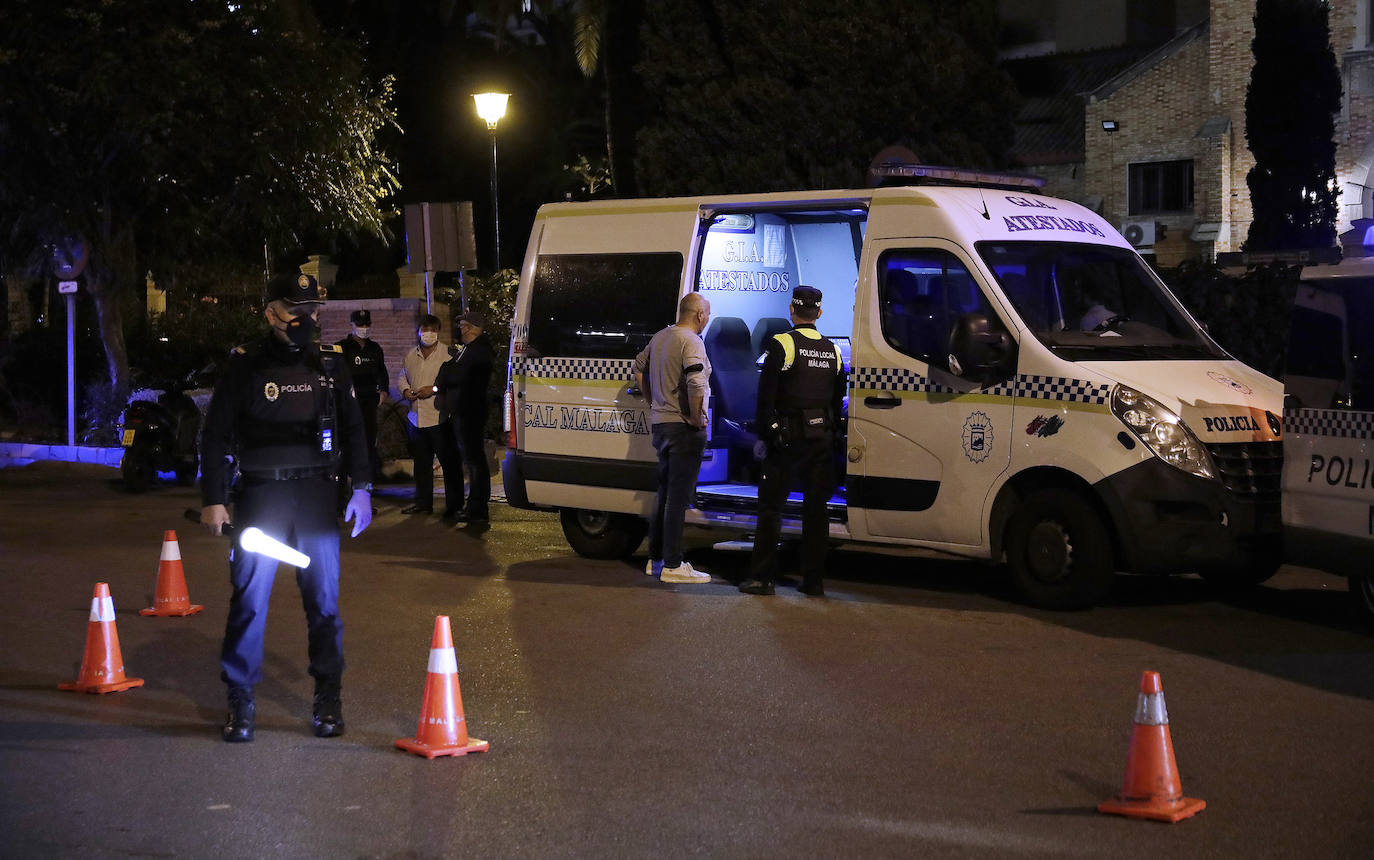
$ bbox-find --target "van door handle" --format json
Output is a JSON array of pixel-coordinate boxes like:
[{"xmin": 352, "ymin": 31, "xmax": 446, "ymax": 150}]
[
  {"xmin": 626, "ymin": 386, "xmax": 642, "ymax": 397},
  {"xmin": 864, "ymin": 394, "xmax": 902, "ymax": 409}
]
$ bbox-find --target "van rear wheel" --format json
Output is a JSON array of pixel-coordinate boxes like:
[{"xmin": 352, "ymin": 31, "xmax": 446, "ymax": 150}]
[
  {"xmin": 559, "ymin": 508, "xmax": 647, "ymax": 559},
  {"xmin": 1005, "ymin": 489, "xmax": 1114, "ymax": 609}
]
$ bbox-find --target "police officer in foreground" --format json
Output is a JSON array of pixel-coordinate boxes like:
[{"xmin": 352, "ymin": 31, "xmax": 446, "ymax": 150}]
[
  {"xmin": 200, "ymin": 272, "xmax": 373, "ymax": 743},
  {"xmin": 739, "ymin": 286, "xmax": 846, "ymax": 598},
  {"xmin": 336, "ymin": 309, "xmax": 388, "ymax": 484}
]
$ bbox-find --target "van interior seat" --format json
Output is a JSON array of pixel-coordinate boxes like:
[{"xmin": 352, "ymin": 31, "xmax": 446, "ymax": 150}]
[
  {"xmin": 751, "ymin": 317, "xmax": 792, "ymax": 360},
  {"xmin": 703, "ymin": 316, "xmax": 759, "ymax": 448}
]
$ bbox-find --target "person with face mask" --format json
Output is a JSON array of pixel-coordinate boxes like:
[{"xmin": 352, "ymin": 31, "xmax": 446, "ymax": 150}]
[
  {"xmin": 397, "ymin": 314, "xmax": 461, "ymax": 516},
  {"xmin": 199, "ymin": 272, "xmax": 373, "ymax": 743},
  {"xmin": 335, "ymin": 310, "xmax": 388, "ymax": 486}
]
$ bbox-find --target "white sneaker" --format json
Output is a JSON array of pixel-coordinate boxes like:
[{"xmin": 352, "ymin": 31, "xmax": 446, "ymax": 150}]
[
  {"xmin": 660, "ymin": 561, "xmax": 710, "ymax": 584},
  {"xmin": 645, "ymin": 559, "xmax": 663, "ymax": 577}
]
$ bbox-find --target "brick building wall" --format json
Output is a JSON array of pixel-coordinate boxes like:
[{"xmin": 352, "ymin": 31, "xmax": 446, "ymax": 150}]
[
  {"xmin": 1085, "ymin": 27, "xmax": 1211, "ymax": 264},
  {"xmin": 1083, "ymin": 0, "xmax": 1374, "ymax": 261}
]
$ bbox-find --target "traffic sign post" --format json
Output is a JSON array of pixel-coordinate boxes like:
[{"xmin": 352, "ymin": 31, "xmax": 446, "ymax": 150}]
[{"xmin": 49, "ymin": 236, "xmax": 89, "ymax": 449}]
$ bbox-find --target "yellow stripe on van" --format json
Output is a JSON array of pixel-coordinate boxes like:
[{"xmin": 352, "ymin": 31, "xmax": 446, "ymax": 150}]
[
  {"xmin": 851, "ymin": 387, "xmax": 1111, "ymax": 413},
  {"xmin": 870, "ymin": 196, "xmax": 940, "ymax": 209},
  {"xmin": 536, "ymin": 202, "xmax": 699, "ymax": 220}
]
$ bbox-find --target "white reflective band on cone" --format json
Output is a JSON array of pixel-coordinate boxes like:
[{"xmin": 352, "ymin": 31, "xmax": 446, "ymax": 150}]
[
  {"xmin": 427, "ymin": 648, "xmax": 458, "ymax": 675},
  {"xmin": 89, "ymin": 596, "xmax": 115, "ymax": 623},
  {"xmin": 1134, "ymin": 691, "xmax": 1169, "ymax": 726},
  {"xmin": 161, "ymin": 540, "xmax": 181, "ymax": 561}
]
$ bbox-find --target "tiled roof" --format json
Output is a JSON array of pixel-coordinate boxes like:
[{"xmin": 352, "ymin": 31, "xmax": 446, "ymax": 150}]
[{"xmin": 1002, "ymin": 44, "xmax": 1161, "ymax": 167}]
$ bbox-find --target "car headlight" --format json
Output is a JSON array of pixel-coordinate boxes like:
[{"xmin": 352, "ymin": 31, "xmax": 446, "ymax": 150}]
[{"xmin": 1110, "ymin": 385, "xmax": 1215, "ymax": 480}]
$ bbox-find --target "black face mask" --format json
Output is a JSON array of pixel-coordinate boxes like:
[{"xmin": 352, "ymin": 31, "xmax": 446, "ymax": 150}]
[{"xmin": 284, "ymin": 314, "xmax": 316, "ymax": 349}]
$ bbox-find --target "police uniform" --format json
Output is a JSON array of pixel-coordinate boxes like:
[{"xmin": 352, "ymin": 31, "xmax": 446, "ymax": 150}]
[
  {"xmin": 201, "ymin": 273, "xmax": 371, "ymax": 742},
  {"xmin": 336, "ymin": 309, "xmax": 387, "ymax": 480},
  {"xmin": 741, "ymin": 286, "xmax": 847, "ymax": 597}
]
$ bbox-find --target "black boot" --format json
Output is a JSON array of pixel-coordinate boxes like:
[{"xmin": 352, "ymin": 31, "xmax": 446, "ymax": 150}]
[
  {"xmin": 223, "ymin": 686, "xmax": 255, "ymax": 743},
  {"xmin": 312, "ymin": 677, "xmax": 345, "ymax": 738}
]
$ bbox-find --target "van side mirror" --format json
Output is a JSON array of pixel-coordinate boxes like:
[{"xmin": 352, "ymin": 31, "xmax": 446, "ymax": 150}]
[{"xmin": 947, "ymin": 313, "xmax": 1015, "ymax": 384}]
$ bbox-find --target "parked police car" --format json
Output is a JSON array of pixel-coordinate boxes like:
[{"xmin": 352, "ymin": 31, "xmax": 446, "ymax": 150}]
[{"xmin": 1286, "ymin": 260, "xmax": 1374, "ymax": 624}]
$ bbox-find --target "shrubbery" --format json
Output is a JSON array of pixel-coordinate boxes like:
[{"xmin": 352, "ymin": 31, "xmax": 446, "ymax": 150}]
[{"xmin": 1157, "ymin": 260, "xmax": 1300, "ymax": 379}]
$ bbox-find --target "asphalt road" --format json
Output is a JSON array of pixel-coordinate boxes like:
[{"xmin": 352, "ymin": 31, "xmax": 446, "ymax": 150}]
[{"xmin": 1, "ymin": 462, "xmax": 1372, "ymax": 858}]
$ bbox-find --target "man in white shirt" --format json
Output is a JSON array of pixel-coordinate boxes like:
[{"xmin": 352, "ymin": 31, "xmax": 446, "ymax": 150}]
[{"xmin": 397, "ymin": 314, "xmax": 460, "ymax": 516}]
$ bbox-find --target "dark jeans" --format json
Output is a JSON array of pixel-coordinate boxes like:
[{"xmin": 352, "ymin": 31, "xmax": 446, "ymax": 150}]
[
  {"xmin": 222, "ymin": 476, "xmax": 343, "ymax": 688},
  {"xmin": 406, "ymin": 421, "xmax": 460, "ymax": 513},
  {"xmin": 648, "ymin": 422, "xmax": 707, "ymax": 568},
  {"xmin": 451, "ymin": 409, "xmax": 490, "ymax": 516},
  {"xmin": 750, "ymin": 435, "xmax": 836, "ymax": 589}
]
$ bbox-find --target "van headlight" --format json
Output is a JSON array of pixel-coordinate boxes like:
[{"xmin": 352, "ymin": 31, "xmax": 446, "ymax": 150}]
[{"xmin": 1110, "ymin": 385, "xmax": 1215, "ymax": 480}]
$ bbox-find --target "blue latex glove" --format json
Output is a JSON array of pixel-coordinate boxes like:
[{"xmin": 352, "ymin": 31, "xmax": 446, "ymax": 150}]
[{"xmin": 344, "ymin": 489, "xmax": 372, "ymax": 537}]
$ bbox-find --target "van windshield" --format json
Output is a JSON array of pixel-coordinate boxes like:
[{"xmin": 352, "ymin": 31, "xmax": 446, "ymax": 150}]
[{"xmin": 977, "ymin": 242, "xmax": 1226, "ymax": 361}]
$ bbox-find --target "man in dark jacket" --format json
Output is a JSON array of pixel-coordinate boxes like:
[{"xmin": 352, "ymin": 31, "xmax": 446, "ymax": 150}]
[
  {"xmin": 335, "ymin": 309, "xmax": 388, "ymax": 481},
  {"xmin": 436, "ymin": 309, "xmax": 495, "ymax": 523}
]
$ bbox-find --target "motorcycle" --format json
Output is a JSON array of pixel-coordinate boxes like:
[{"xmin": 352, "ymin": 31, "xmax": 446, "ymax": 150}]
[{"xmin": 119, "ymin": 368, "xmax": 210, "ymax": 492}]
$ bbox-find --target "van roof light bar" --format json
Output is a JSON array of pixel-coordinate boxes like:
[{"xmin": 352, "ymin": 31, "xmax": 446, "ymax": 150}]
[{"xmin": 869, "ymin": 162, "xmax": 1046, "ymax": 192}]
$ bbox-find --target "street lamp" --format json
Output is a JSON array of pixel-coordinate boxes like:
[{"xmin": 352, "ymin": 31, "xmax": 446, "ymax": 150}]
[{"xmin": 473, "ymin": 92, "xmax": 510, "ymax": 272}]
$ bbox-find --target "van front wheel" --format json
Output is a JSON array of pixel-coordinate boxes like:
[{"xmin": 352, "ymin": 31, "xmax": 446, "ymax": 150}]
[
  {"xmin": 559, "ymin": 508, "xmax": 648, "ymax": 559},
  {"xmin": 1005, "ymin": 489, "xmax": 1114, "ymax": 609}
]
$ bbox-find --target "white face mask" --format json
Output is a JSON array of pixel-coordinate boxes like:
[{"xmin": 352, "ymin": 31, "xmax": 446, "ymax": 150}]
[
  {"xmin": 353, "ymin": 326, "xmax": 371, "ymax": 339},
  {"xmin": 419, "ymin": 331, "xmax": 439, "ymax": 347}
]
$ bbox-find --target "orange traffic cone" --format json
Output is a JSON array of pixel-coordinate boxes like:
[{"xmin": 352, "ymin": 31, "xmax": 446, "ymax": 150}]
[
  {"xmin": 140, "ymin": 530, "xmax": 203, "ymax": 617},
  {"xmin": 1098, "ymin": 671, "xmax": 1206, "ymax": 822},
  {"xmin": 395, "ymin": 615, "xmax": 489, "ymax": 758},
  {"xmin": 59, "ymin": 583, "xmax": 145, "ymax": 694}
]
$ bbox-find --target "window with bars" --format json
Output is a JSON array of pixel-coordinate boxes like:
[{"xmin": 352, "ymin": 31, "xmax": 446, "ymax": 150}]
[{"xmin": 1127, "ymin": 160, "xmax": 1194, "ymax": 215}]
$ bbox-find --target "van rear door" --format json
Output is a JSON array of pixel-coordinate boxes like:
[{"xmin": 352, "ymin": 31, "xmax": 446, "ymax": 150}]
[{"xmin": 515, "ymin": 251, "xmax": 685, "ymax": 506}]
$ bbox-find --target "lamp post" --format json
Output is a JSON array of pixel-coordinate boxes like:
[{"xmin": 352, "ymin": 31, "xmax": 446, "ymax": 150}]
[{"xmin": 472, "ymin": 92, "xmax": 510, "ymax": 273}]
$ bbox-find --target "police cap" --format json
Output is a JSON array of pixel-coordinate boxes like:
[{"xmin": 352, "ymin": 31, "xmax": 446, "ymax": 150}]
[
  {"xmin": 267, "ymin": 272, "xmax": 323, "ymax": 305},
  {"xmin": 350, "ymin": 309, "xmax": 372, "ymax": 326},
  {"xmin": 459, "ymin": 309, "xmax": 487, "ymax": 328},
  {"xmin": 791, "ymin": 285, "xmax": 823, "ymax": 308}
]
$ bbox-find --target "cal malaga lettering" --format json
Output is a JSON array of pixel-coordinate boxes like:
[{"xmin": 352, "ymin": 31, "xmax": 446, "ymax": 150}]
[
  {"xmin": 522, "ymin": 403, "xmax": 649, "ymax": 435},
  {"xmin": 1002, "ymin": 214, "xmax": 1106, "ymax": 237}
]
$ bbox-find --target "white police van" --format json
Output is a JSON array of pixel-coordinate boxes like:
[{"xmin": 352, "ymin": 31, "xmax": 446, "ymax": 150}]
[
  {"xmin": 1285, "ymin": 259, "xmax": 1374, "ymax": 623},
  {"xmin": 500, "ymin": 164, "xmax": 1284, "ymax": 608}
]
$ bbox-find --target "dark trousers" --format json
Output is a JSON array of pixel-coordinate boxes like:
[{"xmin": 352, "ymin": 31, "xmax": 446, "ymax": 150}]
[
  {"xmin": 407, "ymin": 421, "xmax": 460, "ymax": 513},
  {"xmin": 357, "ymin": 391, "xmax": 381, "ymax": 479},
  {"xmin": 648, "ymin": 422, "xmax": 707, "ymax": 568},
  {"xmin": 750, "ymin": 435, "xmax": 836, "ymax": 589},
  {"xmin": 222, "ymin": 476, "xmax": 343, "ymax": 689},
  {"xmin": 451, "ymin": 409, "xmax": 490, "ymax": 516}
]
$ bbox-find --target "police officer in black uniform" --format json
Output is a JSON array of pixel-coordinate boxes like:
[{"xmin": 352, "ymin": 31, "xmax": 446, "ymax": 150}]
[
  {"xmin": 200, "ymin": 273, "xmax": 373, "ymax": 743},
  {"xmin": 336, "ymin": 309, "xmax": 388, "ymax": 483},
  {"xmin": 739, "ymin": 285, "xmax": 846, "ymax": 598}
]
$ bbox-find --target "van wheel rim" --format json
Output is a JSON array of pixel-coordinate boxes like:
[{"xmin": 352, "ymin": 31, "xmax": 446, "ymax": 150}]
[
  {"xmin": 577, "ymin": 510, "xmax": 611, "ymax": 536},
  {"xmin": 1026, "ymin": 520, "xmax": 1072, "ymax": 583}
]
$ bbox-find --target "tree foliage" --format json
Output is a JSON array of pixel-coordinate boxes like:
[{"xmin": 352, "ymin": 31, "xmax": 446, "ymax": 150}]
[
  {"xmin": 634, "ymin": 0, "xmax": 1017, "ymax": 195},
  {"xmin": 1243, "ymin": 0, "xmax": 1342, "ymax": 252},
  {"xmin": 0, "ymin": 0, "xmax": 400, "ymax": 398},
  {"xmin": 1159, "ymin": 261, "xmax": 1299, "ymax": 379}
]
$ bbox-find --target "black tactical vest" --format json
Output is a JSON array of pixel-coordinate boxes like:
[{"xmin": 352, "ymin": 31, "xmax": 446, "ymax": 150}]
[
  {"xmin": 775, "ymin": 329, "xmax": 842, "ymax": 413},
  {"xmin": 237, "ymin": 347, "xmax": 336, "ymax": 474}
]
